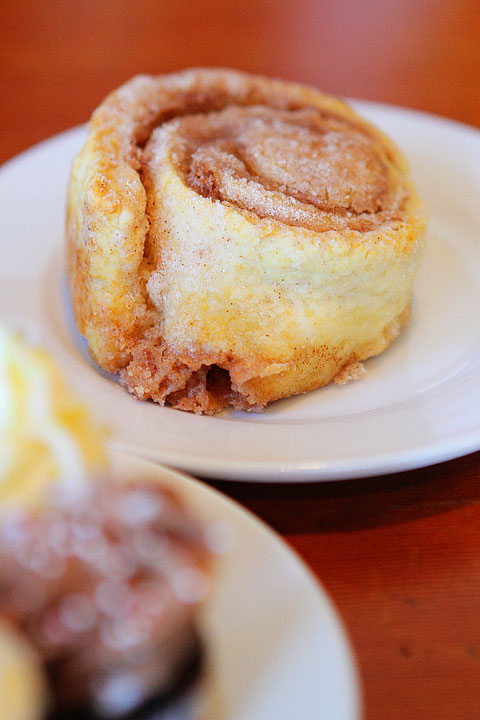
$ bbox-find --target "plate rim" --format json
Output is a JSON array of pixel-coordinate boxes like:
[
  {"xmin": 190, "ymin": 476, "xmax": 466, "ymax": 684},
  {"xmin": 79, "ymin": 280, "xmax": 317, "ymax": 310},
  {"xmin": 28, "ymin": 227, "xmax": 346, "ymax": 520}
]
[{"xmin": 106, "ymin": 427, "xmax": 480, "ymax": 482}]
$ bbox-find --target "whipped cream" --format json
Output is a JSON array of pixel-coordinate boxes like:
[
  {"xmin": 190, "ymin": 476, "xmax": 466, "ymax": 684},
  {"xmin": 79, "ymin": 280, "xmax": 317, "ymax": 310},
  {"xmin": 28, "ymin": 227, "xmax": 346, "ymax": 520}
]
[{"xmin": 0, "ymin": 328, "xmax": 105, "ymax": 508}]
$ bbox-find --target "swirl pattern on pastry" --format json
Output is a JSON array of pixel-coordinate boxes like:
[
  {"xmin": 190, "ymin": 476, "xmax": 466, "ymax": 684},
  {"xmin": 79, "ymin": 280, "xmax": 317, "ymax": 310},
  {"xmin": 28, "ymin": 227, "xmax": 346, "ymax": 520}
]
[{"xmin": 66, "ymin": 69, "xmax": 426, "ymax": 413}]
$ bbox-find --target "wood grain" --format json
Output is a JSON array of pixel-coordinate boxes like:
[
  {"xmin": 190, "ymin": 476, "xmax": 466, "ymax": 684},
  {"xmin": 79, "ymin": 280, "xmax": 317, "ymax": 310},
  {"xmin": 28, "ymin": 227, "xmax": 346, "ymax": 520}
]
[{"xmin": 1, "ymin": 1, "xmax": 480, "ymax": 718}]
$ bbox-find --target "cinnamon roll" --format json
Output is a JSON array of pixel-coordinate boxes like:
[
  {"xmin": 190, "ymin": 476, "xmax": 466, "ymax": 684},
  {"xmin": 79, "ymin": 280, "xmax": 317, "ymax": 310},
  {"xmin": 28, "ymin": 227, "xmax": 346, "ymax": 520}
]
[
  {"xmin": 0, "ymin": 479, "xmax": 210, "ymax": 717},
  {"xmin": 66, "ymin": 69, "xmax": 426, "ymax": 413},
  {"xmin": 0, "ymin": 329, "xmax": 214, "ymax": 717}
]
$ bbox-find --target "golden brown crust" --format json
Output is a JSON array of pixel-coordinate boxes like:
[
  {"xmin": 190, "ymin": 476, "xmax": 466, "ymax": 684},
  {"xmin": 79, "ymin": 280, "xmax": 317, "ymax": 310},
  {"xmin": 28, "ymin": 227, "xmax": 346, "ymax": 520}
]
[{"xmin": 66, "ymin": 69, "xmax": 426, "ymax": 413}]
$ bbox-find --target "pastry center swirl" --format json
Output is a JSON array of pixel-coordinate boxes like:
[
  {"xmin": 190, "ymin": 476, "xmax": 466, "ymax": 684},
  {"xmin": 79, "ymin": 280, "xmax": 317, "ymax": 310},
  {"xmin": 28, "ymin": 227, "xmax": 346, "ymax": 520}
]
[{"xmin": 149, "ymin": 105, "xmax": 403, "ymax": 232}]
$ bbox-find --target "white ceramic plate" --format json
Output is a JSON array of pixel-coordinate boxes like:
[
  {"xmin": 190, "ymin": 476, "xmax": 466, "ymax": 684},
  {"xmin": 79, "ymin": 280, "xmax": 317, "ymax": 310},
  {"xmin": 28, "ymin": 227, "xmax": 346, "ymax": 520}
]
[
  {"xmin": 104, "ymin": 449, "xmax": 360, "ymax": 720},
  {"xmin": 1, "ymin": 103, "xmax": 480, "ymax": 481}
]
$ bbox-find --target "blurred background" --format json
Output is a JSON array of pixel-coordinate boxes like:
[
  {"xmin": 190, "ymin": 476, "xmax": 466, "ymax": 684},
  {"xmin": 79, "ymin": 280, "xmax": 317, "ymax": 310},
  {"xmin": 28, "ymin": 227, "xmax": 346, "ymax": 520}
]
[{"xmin": 1, "ymin": 0, "xmax": 479, "ymax": 164}]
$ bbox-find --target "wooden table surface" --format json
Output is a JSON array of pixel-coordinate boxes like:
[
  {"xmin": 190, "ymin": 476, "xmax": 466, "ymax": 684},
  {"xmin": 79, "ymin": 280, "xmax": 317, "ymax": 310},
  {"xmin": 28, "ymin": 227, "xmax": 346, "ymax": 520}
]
[{"xmin": 1, "ymin": 2, "xmax": 480, "ymax": 718}]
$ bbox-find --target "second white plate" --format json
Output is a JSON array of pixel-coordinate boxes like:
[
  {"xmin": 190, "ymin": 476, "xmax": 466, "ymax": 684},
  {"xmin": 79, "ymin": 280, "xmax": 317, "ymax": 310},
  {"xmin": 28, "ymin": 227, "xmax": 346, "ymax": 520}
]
[
  {"xmin": 105, "ymin": 450, "xmax": 360, "ymax": 720},
  {"xmin": 1, "ymin": 103, "xmax": 480, "ymax": 480}
]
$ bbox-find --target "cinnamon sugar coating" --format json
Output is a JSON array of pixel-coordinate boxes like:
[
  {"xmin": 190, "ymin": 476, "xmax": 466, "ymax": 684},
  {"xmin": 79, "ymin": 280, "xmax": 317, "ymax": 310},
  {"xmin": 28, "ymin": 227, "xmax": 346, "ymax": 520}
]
[
  {"xmin": 0, "ymin": 480, "xmax": 210, "ymax": 714},
  {"xmin": 66, "ymin": 69, "xmax": 426, "ymax": 413},
  {"xmin": 178, "ymin": 105, "xmax": 403, "ymax": 231}
]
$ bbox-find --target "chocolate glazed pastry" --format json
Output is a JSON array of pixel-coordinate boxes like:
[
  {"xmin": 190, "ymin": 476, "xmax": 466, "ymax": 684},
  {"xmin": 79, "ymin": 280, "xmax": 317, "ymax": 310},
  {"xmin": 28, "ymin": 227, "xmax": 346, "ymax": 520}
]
[{"xmin": 66, "ymin": 69, "xmax": 426, "ymax": 414}]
